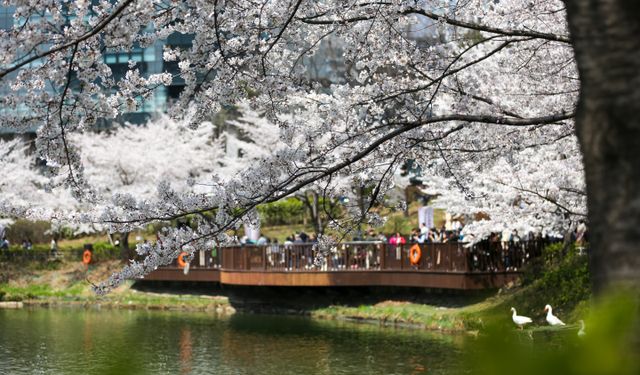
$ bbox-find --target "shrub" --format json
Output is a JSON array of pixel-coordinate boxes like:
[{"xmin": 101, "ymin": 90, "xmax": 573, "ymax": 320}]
[
  {"xmin": 88, "ymin": 241, "xmax": 119, "ymax": 261},
  {"xmin": 144, "ymin": 222, "xmax": 170, "ymax": 236},
  {"xmin": 4, "ymin": 219, "xmax": 51, "ymax": 244},
  {"xmin": 257, "ymin": 198, "xmax": 305, "ymax": 226},
  {"xmin": 535, "ymin": 245, "xmax": 591, "ymax": 311}
]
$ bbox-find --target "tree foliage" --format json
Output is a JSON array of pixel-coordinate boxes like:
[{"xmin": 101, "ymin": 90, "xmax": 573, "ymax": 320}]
[{"xmin": 0, "ymin": 0, "xmax": 621, "ymax": 292}]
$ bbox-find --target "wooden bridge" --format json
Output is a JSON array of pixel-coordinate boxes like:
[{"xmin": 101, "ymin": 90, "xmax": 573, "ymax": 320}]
[{"xmin": 144, "ymin": 241, "xmax": 546, "ymax": 290}]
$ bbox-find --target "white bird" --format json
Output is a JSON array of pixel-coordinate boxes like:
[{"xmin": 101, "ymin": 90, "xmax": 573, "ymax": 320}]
[
  {"xmin": 544, "ymin": 304, "xmax": 565, "ymax": 326},
  {"xmin": 577, "ymin": 320, "xmax": 586, "ymax": 337},
  {"xmin": 511, "ymin": 307, "xmax": 533, "ymax": 329}
]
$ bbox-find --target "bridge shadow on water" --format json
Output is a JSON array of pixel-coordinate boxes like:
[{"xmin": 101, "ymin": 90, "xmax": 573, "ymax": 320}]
[{"xmin": 133, "ymin": 280, "xmax": 494, "ymax": 314}]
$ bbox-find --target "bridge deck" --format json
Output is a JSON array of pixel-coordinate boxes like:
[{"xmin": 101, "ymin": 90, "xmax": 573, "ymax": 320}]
[{"xmin": 144, "ymin": 241, "xmax": 543, "ymax": 290}]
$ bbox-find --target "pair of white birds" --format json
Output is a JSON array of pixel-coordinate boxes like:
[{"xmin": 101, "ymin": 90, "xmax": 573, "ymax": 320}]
[{"xmin": 510, "ymin": 304, "xmax": 566, "ymax": 329}]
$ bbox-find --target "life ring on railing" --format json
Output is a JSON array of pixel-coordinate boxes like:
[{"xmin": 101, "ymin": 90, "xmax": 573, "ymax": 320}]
[
  {"xmin": 409, "ymin": 244, "xmax": 421, "ymax": 266},
  {"xmin": 82, "ymin": 250, "xmax": 92, "ymax": 265},
  {"xmin": 177, "ymin": 251, "xmax": 188, "ymax": 268}
]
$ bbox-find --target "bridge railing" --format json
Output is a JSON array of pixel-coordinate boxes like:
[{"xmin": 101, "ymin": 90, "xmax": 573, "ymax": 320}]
[{"xmin": 202, "ymin": 240, "xmax": 548, "ymax": 273}]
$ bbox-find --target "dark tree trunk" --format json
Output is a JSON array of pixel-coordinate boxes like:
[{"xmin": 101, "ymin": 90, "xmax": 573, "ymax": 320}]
[
  {"xmin": 311, "ymin": 191, "xmax": 323, "ymax": 235},
  {"xmin": 357, "ymin": 185, "xmax": 366, "ymax": 237},
  {"xmin": 119, "ymin": 231, "xmax": 131, "ymax": 261},
  {"xmin": 564, "ymin": 0, "xmax": 640, "ymax": 292},
  {"xmin": 299, "ymin": 191, "xmax": 322, "ymax": 235}
]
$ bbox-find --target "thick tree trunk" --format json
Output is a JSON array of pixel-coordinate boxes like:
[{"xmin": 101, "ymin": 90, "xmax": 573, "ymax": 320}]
[{"xmin": 564, "ymin": 0, "xmax": 640, "ymax": 292}]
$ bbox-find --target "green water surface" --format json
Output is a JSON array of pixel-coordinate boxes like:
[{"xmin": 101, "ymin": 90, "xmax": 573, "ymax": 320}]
[{"xmin": 0, "ymin": 308, "xmax": 465, "ymax": 375}]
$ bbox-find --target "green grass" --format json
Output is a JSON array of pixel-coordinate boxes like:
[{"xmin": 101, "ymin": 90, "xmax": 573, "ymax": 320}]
[
  {"xmin": 0, "ymin": 260, "xmax": 231, "ymax": 312},
  {"xmin": 0, "ymin": 282, "xmax": 85, "ymax": 301},
  {"xmin": 260, "ymin": 224, "xmax": 317, "ymax": 242},
  {"xmin": 0, "ymin": 281, "xmax": 230, "ymax": 311},
  {"xmin": 92, "ymin": 290, "xmax": 229, "ymax": 310},
  {"xmin": 312, "ymin": 303, "xmax": 473, "ymax": 331},
  {"xmin": 377, "ymin": 202, "xmax": 447, "ymax": 235}
]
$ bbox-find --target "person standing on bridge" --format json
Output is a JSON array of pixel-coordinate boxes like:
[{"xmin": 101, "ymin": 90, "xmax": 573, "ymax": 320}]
[
  {"xmin": 389, "ymin": 232, "xmax": 406, "ymax": 260},
  {"xmin": 389, "ymin": 232, "xmax": 406, "ymax": 246},
  {"xmin": 411, "ymin": 228, "xmax": 426, "ymax": 244},
  {"xmin": 299, "ymin": 231, "xmax": 309, "ymax": 243}
]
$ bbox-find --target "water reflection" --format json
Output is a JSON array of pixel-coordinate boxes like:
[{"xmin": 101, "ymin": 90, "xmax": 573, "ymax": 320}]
[
  {"xmin": 179, "ymin": 328, "xmax": 193, "ymax": 375},
  {"xmin": 0, "ymin": 308, "xmax": 464, "ymax": 375},
  {"xmin": 220, "ymin": 321, "xmax": 333, "ymax": 374},
  {"xmin": 83, "ymin": 314, "xmax": 94, "ymax": 355}
]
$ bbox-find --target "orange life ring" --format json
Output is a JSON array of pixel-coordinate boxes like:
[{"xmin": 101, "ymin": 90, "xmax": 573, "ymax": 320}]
[
  {"xmin": 177, "ymin": 251, "xmax": 188, "ymax": 268},
  {"xmin": 82, "ymin": 250, "xmax": 92, "ymax": 265},
  {"xmin": 409, "ymin": 244, "xmax": 421, "ymax": 265}
]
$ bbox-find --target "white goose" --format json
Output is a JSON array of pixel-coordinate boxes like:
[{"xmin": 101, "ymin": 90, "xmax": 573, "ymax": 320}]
[
  {"xmin": 544, "ymin": 304, "xmax": 565, "ymax": 326},
  {"xmin": 511, "ymin": 307, "xmax": 533, "ymax": 329}
]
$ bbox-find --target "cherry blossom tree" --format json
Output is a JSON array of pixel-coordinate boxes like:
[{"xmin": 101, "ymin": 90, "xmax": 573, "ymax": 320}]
[
  {"xmin": 431, "ymin": 136, "xmax": 586, "ymax": 240},
  {"xmin": 224, "ymin": 103, "xmax": 345, "ymax": 235},
  {"xmin": 0, "ymin": 138, "xmax": 44, "ymax": 214},
  {"xmin": 70, "ymin": 115, "xmax": 223, "ymax": 254},
  {"xmin": 219, "ymin": 102, "xmax": 286, "ymax": 176},
  {"xmin": 0, "ymin": 0, "xmax": 637, "ymax": 294},
  {"xmin": 0, "ymin": 138, "xmax": 88, "ymax": 237},
  {"xmin": 1, "ymin": 112, "xmax": 267, "ymax": 246}
]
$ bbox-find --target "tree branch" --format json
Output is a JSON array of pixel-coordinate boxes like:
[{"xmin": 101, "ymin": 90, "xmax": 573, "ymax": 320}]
[
  {"xmin": 404, "ymin": 8, "xmax": 571, "ymax": 44},
  {"xmin": 297, "ymin": 5, "xmax": 570, "ymax": 44},
  {"xmin": 261, "ymin": 0, "xmax": 305, "ymax": 75},
  {"xmin": 0, "ymin": 0, "xmax": 135, "ymax": 79},
  {"xmin": 494, "ymin": 179, "xmax": 587, "ymax": 217}
]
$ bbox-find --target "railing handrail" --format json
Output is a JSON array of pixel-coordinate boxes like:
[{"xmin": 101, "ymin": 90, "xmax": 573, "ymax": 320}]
[
  {"xmin": 231, "ymin": 240, "xmax": 385, "ymax": 247},
  {"xmin": 181, "ymin": 240, "xmax": 550, "ymax": 274},
  {"xmin": 218, "ymin": 241, "xmax": 550, "ymax": 249}
]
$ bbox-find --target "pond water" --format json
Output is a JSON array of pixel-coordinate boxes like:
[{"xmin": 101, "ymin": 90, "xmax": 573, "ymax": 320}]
[{"xmin": 0, "ymin": 308, "xmax": 466, "ymax": 375}]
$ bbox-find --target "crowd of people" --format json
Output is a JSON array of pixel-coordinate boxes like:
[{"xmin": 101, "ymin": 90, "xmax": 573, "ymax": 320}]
[
  {"xmin": 465, "ymin": 222, "xmax": 588, "ymax": 272},
  {"xmin": 233, "ymin": 221, "xmax": 474, "ymax": 251},
  {"xmin": 238, "ymin": 231, "xmax": 319, "ymax": 247},
  {"xmin": 234, "ymin": 220, "xmax": 468, "ymax": 248},
  {"xmin": 0, "ymin": 238, "xmax": 36, "ymax": 252},
  {"xmin": 351, "ymin": 222, "xmax": 465, "ymax": 246}
]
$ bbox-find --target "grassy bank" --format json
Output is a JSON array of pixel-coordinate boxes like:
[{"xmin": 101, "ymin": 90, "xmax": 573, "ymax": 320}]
[
  {"xmin": 312, "ymin": 301, "xmax": 478, "ymax": 331},
  {"xmin": 0, "ymin": 259, "xmax": 233, "ymax": 313}
]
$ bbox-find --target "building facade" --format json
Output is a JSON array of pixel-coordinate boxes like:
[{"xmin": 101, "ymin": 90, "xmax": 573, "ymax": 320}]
[{"xmin": 0, "ymin": 5, "xmax": 190, "ymax": 134}]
